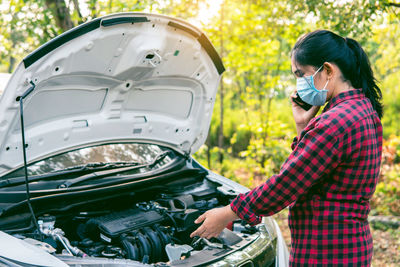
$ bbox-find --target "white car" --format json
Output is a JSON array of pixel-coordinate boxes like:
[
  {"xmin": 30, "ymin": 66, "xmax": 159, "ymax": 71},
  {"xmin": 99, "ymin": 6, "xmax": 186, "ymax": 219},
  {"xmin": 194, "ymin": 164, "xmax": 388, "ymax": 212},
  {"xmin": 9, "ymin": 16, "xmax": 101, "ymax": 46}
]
[{"xmin": 0, "ymin": 13, "xmax": 289, "ymax": 267}]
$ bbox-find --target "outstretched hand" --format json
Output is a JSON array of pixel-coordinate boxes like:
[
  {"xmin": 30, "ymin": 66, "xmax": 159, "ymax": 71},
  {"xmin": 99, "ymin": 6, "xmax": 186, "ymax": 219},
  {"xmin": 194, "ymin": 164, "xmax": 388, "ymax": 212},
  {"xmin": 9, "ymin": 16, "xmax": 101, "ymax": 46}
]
[{"xmin": 190, "ymin": 205, "xmax": 239, "ymax": 239}]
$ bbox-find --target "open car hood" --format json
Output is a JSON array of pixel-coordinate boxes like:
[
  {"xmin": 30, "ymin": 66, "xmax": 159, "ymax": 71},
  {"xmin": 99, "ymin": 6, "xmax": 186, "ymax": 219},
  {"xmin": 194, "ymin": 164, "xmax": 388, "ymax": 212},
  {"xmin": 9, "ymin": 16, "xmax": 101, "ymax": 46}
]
[{"xmin": 0, "ymin": 13, "xmax": 224, "ymax": 175}]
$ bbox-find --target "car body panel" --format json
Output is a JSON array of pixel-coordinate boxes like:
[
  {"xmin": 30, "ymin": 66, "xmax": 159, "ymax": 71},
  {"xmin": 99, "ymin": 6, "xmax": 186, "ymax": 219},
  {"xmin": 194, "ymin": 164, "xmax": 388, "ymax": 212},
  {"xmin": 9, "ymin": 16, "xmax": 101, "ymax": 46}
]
[
  {"xmin": 0, "ymin": 73, "xmax": 11, "ymax": 96},
  {"xmin": 0, "ymin": 231, "xmax": 68, "ymax": 267},
  {"xmin": 0, "ymin": 13, "xmax": 223, "ymax": 176}
]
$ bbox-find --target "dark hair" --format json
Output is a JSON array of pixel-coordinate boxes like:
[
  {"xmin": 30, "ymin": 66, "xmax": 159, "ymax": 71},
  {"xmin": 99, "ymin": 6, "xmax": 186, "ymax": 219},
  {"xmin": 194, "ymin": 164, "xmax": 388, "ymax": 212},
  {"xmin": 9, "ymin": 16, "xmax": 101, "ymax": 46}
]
[{"xmin": 291, "ymin": 30, "xmax": 383, "ymax": 119}]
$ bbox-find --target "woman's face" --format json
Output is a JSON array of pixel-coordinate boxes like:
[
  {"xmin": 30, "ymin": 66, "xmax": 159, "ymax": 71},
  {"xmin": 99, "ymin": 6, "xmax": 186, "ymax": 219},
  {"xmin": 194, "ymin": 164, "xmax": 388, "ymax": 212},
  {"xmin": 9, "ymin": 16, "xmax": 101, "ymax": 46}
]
[{"xmin": 290, "ymin": 56, "xmax": 331, "ymax": 94}]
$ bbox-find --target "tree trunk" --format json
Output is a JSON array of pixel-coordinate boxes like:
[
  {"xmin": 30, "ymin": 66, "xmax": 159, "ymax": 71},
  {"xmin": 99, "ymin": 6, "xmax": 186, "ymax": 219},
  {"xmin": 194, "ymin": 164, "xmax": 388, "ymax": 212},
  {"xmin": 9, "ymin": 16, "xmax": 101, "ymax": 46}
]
[
  {"xmin": 8, "ymin": 56, "xmax": 15, "ymax": 73},
  {"xmin": 108, "ymin": 0, "xmax": 113, "ymax": 13},
  {"xmin": 89, "ymin": 0, "xmax": 98, "ymax": 19},
  {"xmin": 206, "ymin": 135, "xmax": 211, "ymax": 169},
  {"xmin": 45, "ymin": 0, "xmax": 74, "ymax": 32},
  {"xmin": 8, "ymin": 12, "xmax": 18, "ymax": 73},
  {"xmin": 72, "ymin": 0, "xmax": 84, "ymax": 24}
]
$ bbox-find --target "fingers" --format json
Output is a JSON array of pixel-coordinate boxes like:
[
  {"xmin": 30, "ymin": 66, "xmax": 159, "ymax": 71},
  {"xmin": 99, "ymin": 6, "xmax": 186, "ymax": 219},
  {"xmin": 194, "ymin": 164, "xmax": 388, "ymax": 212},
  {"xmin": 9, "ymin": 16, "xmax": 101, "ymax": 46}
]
[
  {"xmin": 205, "ymin": 234, "xmax": 213, "ymax": 239},
  {"xmin": 194, "ymin": 213, "xmax": 206, "ymax": 224},
  {"xmin": 190, "ymin": 224, "xmax": 206, "ymax": 238},
  {"xmin": 190, "ymin": 208, "xmax": 229, "ymax": 239},
  {"xmin": 290, "ymin": 96, "xmax": 297, "ymax": 106},
  {"xmin": 191, "ymin": 212, "xmax": 208, "ymax": 238},
  {"xmin": 308, "ymin": 105, "xmax": 320, "ymax": 114},
  {"xmin": 190, "ymin": 226, "xmax": 219, "ymax": 239},
  {"xmin": 290, "ymin": 91, "xmax": 300, "ymax": 107},
  {"xmin": 205, "ymin": 232, "xmax": 218, "ymax": 239}
]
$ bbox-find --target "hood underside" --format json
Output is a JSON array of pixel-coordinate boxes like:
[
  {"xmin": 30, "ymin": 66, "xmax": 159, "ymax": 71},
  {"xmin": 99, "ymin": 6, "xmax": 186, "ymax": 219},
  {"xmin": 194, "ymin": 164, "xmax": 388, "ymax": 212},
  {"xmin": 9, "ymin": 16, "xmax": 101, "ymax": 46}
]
[{"xmin": 0, "ymin": 13, "xmax": 224, "ymax": 176}]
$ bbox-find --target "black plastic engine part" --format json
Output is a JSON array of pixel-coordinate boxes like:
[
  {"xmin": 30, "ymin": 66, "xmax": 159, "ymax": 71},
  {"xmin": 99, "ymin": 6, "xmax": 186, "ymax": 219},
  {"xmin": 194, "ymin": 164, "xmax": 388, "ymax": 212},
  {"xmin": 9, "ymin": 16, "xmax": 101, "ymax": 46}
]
[
  {"xmin": 173, "ymin": 195, "xmax": 195, "ymax": 209},
  {"xmin": 174, "ymin": 209, "xmax": 201, "ymax": 230},
  {"xmin": 121, "ymin": 226, "xmax": 171, "ymax": 263},
  {"xmin": 193, "ymin": 197, "xmax": 219, "ymax": 211},
  {"xmin": 154, "ymin": 225, "xmax": 171, "ymax": 246},
  {"xmin": 191, "ymin": 188, "xmax": 218, "ymax": 200},
  {"xmin": 136, "ymin": 231, "xmax": 151, "ymax": 263},
  {"xmin": 81, "ymin": 206, "xmax": 175, "ymax": 263},
  {"xmin": 120, "ymin": 237, "xmax": 138, "ymax": 260},
  {"xmin": 86, "ymin": 208, "xmax": 164, "ymax": 240},
  {"xmin": 156, "ymin": 194, "xmax": 194, "ymax": 212},
  {"xmin": 144, "ymin": 227, "xmax": 162, "ymax": 262},
  {"xmin": 101, "ymin": 245, "xmax": 123, "ymax": 258},
  {"xmin": 206, "ymin": 198, "xmax": 219, "ymax": 208},
  {"xmin": 232, "ymin": 221, "xmax": 258, "ymax": 234},
  {"xmin": 154, "ymin": 225, "xmax": 171, "ymax": 261}
]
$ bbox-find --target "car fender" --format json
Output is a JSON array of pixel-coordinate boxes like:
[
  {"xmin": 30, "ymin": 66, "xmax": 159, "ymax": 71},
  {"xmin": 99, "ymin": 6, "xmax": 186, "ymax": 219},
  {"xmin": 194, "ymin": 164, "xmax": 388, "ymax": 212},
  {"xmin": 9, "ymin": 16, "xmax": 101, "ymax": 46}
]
[{"xmin": 0, "ymin": 231, "xmax": 68, "ymax": 267}]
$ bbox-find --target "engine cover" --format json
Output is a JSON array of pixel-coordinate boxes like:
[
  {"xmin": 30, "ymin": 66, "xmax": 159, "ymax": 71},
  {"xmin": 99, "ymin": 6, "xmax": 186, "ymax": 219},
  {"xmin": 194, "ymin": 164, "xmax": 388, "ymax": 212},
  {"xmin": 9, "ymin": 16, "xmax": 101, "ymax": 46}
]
[{"xmin": 87, "ymin": 208, "xmax": 164, "ymax": 240}]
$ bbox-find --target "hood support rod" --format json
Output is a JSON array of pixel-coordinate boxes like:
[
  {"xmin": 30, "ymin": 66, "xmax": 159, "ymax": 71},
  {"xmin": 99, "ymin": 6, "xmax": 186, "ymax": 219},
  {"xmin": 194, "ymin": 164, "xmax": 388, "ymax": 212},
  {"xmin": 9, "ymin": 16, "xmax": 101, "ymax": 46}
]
[{"xmin": 17, "ymin": 80, "xmax": 42, "ymax": 240}]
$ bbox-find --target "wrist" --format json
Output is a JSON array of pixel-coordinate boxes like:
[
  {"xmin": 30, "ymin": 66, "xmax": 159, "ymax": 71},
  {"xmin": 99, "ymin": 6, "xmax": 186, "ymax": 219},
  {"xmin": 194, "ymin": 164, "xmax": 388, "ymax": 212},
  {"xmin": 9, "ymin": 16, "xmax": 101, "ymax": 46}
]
[
  {"xmin": 295, "ymin": 123, "xmax": 307, "ymax": 137},
  {"xmin": 225, "ymin": 204, "xmax": 239, "ymax": 222},
  {"xmin": 295, "ymin": 122, "xmax": 308, "ymax": 128}
]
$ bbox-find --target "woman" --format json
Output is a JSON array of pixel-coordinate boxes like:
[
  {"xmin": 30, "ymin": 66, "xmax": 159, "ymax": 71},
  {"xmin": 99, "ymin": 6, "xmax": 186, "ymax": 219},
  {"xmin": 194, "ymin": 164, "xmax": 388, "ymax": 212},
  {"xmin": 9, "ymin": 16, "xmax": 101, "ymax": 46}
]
[{"xmin": 190, "ymin": 30, "xmax": 383, "ymax": 266}]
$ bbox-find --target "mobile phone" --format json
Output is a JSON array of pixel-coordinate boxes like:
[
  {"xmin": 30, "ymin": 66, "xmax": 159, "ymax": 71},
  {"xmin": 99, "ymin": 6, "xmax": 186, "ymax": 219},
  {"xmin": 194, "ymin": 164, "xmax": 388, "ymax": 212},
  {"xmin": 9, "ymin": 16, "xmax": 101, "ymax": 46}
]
[{"xmin": 292, "ymin": 92, "xmax": 312, "ymax": 111}]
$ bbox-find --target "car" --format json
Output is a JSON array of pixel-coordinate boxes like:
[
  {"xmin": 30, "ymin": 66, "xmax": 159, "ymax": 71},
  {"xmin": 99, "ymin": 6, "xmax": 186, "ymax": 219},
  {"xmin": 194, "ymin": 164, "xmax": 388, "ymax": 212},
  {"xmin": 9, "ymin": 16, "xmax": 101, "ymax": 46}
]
[
  {"xmin": 0, "ymin": 73, "xmax": 11, "ymax": 96},
  {"xmin": 0, "ymin": 12, "xmax": 289, "ymax": 267}
]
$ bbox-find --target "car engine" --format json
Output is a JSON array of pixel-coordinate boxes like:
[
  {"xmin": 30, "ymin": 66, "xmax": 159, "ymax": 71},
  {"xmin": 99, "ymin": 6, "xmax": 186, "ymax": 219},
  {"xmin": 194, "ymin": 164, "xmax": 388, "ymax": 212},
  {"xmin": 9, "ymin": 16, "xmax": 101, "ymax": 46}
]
[{"xmin": 31, "ymin": 190, "xmax": 254, "ymax": 265}]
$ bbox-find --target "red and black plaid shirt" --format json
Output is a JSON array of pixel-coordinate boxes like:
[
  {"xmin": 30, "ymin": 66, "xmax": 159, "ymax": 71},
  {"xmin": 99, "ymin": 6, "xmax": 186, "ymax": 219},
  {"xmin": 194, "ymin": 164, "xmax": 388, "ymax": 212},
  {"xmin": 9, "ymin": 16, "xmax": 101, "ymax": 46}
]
[{"xmin": 231, "ymin": 89, "xmax": 383, "ymax": 266}]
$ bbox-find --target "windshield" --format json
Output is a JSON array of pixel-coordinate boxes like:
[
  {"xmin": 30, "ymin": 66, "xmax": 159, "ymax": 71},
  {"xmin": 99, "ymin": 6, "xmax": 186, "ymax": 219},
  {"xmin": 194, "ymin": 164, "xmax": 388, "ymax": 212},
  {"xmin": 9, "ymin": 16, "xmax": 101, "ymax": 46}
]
[{"xmin": 1, "ymin": 143, "xmax": 174, "ymax": 179}]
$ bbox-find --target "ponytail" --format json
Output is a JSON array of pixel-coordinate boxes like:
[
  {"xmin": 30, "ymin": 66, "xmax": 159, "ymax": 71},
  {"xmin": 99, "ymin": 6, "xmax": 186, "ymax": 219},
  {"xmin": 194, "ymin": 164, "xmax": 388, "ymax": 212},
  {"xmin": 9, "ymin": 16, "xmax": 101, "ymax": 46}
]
[
  {"xmin": 344, "ymin": 37, "xmax": 383, "ymax": 119},
  {"xmin": 292, "ymin": 30, "xmax": 383, "ymax": 119}
]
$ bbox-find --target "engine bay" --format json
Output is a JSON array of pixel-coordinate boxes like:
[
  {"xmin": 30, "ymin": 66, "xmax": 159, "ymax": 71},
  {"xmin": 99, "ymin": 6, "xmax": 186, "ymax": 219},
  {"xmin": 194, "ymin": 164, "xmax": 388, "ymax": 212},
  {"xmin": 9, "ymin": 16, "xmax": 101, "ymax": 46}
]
[{"xmin": 10, "ymin": 171, "xmax": 261, "ymax": 266}]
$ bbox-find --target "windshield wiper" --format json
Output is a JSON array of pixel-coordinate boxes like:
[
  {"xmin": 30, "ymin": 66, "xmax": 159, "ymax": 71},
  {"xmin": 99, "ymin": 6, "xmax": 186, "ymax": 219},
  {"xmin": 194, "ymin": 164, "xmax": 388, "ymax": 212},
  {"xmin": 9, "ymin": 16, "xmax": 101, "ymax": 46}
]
[
  {"xmin": 0, "ymin": 162, "xmax": 141, "ymax": 188},
  {"xmin": 49, "ymin": 161, "xmax": 142, "ymax": 174},
  {"xmin": 57, "ymin": 151, "xmax": 170, "ymax": 189}
]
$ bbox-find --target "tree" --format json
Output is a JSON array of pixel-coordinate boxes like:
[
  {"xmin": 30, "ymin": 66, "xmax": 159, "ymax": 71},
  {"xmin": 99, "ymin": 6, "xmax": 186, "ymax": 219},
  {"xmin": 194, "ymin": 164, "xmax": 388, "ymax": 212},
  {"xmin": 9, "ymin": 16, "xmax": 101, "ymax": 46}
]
[
  {"xmin": 1, "ymin": 0, "xmax": 399, "ymax": 173},
  {"xmin": 44, "ymin": 0, "xmax": 74, "ymax": 31}
]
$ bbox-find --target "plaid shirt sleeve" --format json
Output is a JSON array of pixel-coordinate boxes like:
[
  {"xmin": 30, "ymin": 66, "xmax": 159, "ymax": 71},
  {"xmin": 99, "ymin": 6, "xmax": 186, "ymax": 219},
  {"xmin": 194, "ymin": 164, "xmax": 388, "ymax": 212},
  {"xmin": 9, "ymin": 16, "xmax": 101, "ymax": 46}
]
[{"xmin": 230, "ymin": 120, "xmax": 343, "ymax": 225}]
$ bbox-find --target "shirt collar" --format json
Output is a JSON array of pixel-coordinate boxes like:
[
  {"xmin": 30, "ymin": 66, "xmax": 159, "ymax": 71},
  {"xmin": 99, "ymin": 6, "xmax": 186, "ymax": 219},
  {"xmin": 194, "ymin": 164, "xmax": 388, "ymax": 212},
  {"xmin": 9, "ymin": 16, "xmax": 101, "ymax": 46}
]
[{"xmin": 323, "ymin": 88, "xmax": 364, "ymax": 113}]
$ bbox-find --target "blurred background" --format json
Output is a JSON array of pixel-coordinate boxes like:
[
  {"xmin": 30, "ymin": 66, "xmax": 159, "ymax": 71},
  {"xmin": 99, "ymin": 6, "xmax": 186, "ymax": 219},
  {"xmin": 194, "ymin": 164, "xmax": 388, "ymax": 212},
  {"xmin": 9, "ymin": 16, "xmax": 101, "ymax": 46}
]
[{"xmin": 0, "ymin": 0, "xmax": 399, "ymax": 265}]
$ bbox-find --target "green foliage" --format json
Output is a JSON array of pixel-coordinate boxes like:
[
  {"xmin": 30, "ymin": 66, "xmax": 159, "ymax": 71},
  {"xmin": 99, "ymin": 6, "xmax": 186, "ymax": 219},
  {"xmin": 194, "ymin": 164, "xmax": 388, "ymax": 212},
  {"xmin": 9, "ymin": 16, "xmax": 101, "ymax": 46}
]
[
  {"xmin": 385, "ymin": 135, "xmax": 400, "ymax": 164},
  {"xmin": 0, "ymin": 0, "xmax": 59, "ymax": 72},
  {"xmin": 195, "ymin": 96, "xmax": 294, "ymax": 185},
  {"xmin": 371, "ymin": 164, "xmax": 400, "ymax": 215},
  {"xmin": 372, "ymin": 12, "xmax": 400, "ymax": 138},
  {"xmin": 0, "ymin": 0, "xmax": 399, "ymax": 215},
  {"xmin": 370, "ymin": 135, "xmax": 400, "ymax": 216}
]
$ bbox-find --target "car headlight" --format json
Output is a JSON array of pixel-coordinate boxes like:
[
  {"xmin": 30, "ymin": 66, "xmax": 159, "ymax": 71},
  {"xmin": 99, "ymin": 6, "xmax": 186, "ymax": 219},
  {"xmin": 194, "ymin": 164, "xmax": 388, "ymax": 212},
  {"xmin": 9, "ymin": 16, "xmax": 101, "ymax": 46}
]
[{"xmin": 208, "ymin": 219, "xmax": 277, "ymax": 267}]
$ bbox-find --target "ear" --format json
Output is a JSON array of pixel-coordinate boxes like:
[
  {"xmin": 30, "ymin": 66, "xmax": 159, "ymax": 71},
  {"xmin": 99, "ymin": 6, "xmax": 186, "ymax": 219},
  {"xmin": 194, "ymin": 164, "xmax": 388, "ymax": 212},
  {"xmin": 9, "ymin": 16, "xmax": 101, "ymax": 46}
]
[{"xmin": 323, "ymin": 62, "xmax": 335, "ymax": 79}]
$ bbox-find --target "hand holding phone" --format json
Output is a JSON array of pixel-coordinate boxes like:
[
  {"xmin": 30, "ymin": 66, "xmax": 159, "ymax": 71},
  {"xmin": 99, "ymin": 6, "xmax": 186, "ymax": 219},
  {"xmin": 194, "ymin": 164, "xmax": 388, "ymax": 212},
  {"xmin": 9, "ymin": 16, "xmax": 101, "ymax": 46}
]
[{"xmin": 291, "ymin": 92, "xmax": 312, "ymax": 111}]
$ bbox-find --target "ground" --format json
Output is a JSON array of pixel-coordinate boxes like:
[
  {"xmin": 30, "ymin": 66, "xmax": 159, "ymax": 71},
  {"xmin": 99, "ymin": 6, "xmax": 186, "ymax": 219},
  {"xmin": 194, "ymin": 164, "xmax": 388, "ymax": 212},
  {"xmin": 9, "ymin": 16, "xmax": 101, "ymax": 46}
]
[{"xmin": 272, "ymin": 209, "xmax": 400, "ymax": 266}]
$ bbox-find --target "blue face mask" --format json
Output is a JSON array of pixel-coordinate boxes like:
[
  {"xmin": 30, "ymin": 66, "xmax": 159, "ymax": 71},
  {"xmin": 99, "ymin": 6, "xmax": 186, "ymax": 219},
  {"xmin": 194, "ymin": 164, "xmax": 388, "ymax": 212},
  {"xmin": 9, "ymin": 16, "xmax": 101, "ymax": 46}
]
[{"xmin": 296, "ymin": 65, "xmax": 329, "ymax": 106}]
